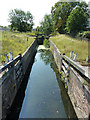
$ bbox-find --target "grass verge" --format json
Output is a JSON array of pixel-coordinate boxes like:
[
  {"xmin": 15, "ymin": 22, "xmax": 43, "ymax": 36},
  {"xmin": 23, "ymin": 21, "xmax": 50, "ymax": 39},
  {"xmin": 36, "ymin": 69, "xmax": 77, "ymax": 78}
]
[
  {"xmin": 50, "ymin": 34, "xmax": 89, "ymax": 65},
  {"xmin": 0, "ymin": 31, "xmax": 35, "ymax": 63}
]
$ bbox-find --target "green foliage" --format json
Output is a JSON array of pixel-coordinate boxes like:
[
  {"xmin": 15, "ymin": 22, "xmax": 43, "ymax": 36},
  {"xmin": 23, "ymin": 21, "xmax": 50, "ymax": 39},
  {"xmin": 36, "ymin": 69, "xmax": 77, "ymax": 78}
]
[
  {"xmin": 40, "ymin": 50, "xmax": 53, "ymax": 65},
  {"xmin": 65, "ymin": 85, "xmax": 68, "ymax": 90},
  {"xmin": 0, "ymin": 31, "xmax": 35, "ymax": 63},
  {"xmin": 43, "ymin": 39, "xmax": 50, "ymax": 48},
  {"xmin": 61, "ymin": 75, "xmax": 65, "ymax": 83},
  {"xmin": 50, "ymin": 31, "xmax": 59, "ymax": 36},
  {"xmin": 51, "ymin": 1, "xmax": 79, "ymax": 33},
  {"xmin": 66, "ymin": 73, "xmax": 69, "ymax": 78},
  {"xmin": 82, "ymin": 80, "xmax": 90, "ymax": 89},
  {"xmin": 8, "ymin": 9, "xmax": 34, "ymax": 32},
  {"xmin": 26, "ymin": 31, "xmax": 36, "ymax": 36},
  {"xmin": 65, "ymin": 6, "xmax": 88, "ymax": 35},
  {"xmin": 51, "ymin": 1, "xmax": 88, "ymax": 34},
  {"xmin": 50, "ymin": 34, "xmax": 88, "ymax": 62},
  {"xmin": 77, "ymin": 31, "xmax": 90, "ymax": 39},
  {"xmin": 40, "ymin": 14, "xmax": 54, "ymax": 36}
]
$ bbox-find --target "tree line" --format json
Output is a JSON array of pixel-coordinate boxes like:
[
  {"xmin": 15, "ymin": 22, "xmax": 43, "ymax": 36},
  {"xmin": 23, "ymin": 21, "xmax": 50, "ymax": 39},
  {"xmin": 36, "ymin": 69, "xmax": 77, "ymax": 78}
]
[
  {"xmin": 37, "ymin": 1, "xmax": 88, "ymax": 36},
  {"xmin": 8, "ymin": 0, "xmax": 88, "ymax": 36}
]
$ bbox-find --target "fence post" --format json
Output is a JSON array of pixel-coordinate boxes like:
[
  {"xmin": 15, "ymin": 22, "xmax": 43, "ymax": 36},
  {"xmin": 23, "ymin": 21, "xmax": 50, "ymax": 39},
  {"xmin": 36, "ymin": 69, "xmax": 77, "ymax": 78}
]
[
  {"xmin": 86, "ymin": 56, "xmax": 89, "ymax": 62},
  {"xmin": 73, "ymin": 53, "xmax": 77, "ymax": 62},
  {"xmin": 5, "ymin": 54, "xmax": 9, "ymax": 63},
  {"xmin": 70, "ymin": 51, "xmax": 74, "ymax": 60},
  {"xmin": 9, "ymin": 52, "xmax": 13, "ymax": 61}
]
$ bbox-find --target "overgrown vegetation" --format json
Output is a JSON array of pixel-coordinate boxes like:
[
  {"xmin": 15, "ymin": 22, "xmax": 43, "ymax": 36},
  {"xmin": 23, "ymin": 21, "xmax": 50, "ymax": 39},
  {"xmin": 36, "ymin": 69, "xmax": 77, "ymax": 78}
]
[
  {"xmin": 0, "ymin": 31, "xmax": 35, "ymax": 63},
  {"xmin": 76, "ymin": 31, "xmax": 90, "ymax": 39},
  {"xmin": 50, "ymin": 34, "xmax": 89, "ymax": 63},
  {"xmin": 43, "ymin": 39, "xmax": 50, "ymax": 48},
  {"xmin": 82, "ymin": 80, "xmax": 90, "ymax": 89}
]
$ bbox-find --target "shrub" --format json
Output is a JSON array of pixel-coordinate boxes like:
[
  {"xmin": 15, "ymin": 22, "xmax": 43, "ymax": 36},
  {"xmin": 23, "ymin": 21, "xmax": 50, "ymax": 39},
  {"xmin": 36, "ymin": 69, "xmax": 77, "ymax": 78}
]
[
  {"xmin": 77, "ymin": 31, "xmax": 90, "ymax": 39},
  {"xmin": 43, "ymin": 39, "xmax": 50, "ymax": 48}
]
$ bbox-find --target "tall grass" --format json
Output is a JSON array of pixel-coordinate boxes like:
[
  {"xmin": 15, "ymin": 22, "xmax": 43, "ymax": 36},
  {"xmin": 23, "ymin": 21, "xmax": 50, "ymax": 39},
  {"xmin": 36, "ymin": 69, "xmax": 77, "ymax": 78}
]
[
  {"xmin": 0, "ymin": 31, "xmax": 35, "ymax": 63},
  {"xmin": 50, "ymin": 34, "xmax": 88, "ymax": 62}
]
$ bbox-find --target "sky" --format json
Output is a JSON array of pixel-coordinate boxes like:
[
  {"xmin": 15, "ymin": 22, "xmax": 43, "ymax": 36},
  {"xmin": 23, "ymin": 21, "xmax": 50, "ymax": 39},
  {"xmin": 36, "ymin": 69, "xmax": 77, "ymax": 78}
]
[{"xmin": 0, "ymin": 0, "xmax": 89, "ymax": 28}]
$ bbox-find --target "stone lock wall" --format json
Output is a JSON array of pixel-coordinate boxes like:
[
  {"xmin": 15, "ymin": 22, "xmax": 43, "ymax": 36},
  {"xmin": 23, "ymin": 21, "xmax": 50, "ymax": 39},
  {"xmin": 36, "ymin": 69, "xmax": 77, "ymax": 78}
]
[
  {"xmin": 0, "ymin": 39, "xmax": 37, "ymax": 119},
  {"xmin": 0, "ymin": 38, "xmax": 90, "ymax": 119},
  {"xmin": 50, "ymin": 40, "xmax": 90, "ymax": 119}
]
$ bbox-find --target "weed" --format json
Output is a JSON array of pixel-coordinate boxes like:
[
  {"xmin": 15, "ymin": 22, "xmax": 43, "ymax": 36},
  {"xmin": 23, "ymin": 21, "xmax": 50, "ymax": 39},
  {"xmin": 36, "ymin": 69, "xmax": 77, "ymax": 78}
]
[
  {"xmin": 50, "ymin": 34, "xmax": 88, "ymax": 63},
  {"xmin": 43, "ymin": 39, "xmax": 50, "ymax": 48},
  {"xmin": 0, "ymin": 31, "xmax": 35, "ymax": 63},
  {"xmin": 65, "ymin": 84, "xmax": 68, "ymax": 90},
  {"xmin": 82, "ymin": 81, "xmax": 90, "ymax": 89}
]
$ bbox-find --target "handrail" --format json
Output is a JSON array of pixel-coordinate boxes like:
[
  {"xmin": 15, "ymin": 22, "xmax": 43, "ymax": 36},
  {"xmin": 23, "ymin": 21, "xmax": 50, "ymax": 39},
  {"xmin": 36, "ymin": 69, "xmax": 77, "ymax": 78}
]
[
  {"xmin": 62, "ymin": 55, "xmax": 90, "ymax": 84},
  {"xmin": 50, "ymin": 40, "xmax": 90, "ymax": 83},
  {"xmin": 0, "ymin": 54, "xmax": 21, "ymax": 74},
  {"xmin": 63, "ymin": 55, "xmax": 85, "ymax": 75}
]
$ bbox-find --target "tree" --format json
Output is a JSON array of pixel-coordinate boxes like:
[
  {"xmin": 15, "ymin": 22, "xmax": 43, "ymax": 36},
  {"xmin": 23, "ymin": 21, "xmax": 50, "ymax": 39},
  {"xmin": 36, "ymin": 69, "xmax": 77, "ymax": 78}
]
[
  {"xmin": 51, "ymin": 1, "xmax": 79, "ymax": 33},
  {"xmin": 8, "ymin": 9, "xmax": 34, "ymax": 32},
  {"xmin": 51, "ymin": 1, "xmax": 88, "ymax": 33},
  {"xmin": 40, "ymin": 14, "xmax": 54, "ymax": 36},
  {"xmin": 65, "ymin": 6, "xmax": 88, "ymax": 35}
]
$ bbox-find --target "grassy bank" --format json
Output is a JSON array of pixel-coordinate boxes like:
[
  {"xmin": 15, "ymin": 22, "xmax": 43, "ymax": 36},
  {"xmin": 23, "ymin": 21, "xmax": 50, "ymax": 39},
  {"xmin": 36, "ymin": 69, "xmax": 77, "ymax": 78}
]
[
  {"xmin": 0, "ymin": 31, "xmax": 35, "ymax": 63},
  {"xmin": 50, "ymin": 34, "xmax": 89, "ymax": 64}
]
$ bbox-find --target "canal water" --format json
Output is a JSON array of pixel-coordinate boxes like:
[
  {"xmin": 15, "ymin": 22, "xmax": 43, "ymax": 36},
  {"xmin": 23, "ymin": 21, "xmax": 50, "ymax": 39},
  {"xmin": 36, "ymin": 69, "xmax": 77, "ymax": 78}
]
[{"xmin": 19, "ymin": 48, "xmax": 77, "ymax": 119}]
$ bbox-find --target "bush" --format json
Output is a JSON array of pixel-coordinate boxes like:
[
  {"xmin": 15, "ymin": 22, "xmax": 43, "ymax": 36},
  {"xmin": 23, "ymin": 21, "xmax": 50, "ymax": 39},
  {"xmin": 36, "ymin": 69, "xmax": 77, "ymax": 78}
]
[
  {"xmin": 43, "ymin": 39, "xmax": 50, "ymax": 48},
  {"xmin": 77, "ymin": 31, "xmax": 90, "ymax": 39}
]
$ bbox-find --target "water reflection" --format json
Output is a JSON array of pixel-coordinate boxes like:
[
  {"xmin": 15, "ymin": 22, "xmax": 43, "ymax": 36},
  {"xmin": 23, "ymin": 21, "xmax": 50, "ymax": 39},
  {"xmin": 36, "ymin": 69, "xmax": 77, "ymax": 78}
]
[
  {"xmin": 40, "ymin": 50, "xmax": 77, "ymax": 118},
  {"xmin": 19, "ymin": 49, "xmax": 77, "ymax": 119}
]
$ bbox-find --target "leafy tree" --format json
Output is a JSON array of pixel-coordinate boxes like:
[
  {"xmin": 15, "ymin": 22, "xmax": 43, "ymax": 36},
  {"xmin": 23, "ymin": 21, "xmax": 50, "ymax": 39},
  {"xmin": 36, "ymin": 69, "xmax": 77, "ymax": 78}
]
[
  {"xmin": 36, "ymin": 26, "xmax": 40, "ymax": 32},
  {"xmin": 40, "ymin": 14, "xmax": 54, "ymax": 36},
  {"xmin": 51, "ymin": 1, "xmax": 79, "ymax": 33},
  {"xmin": 51, "ymin": 1, "xmax": 88, "ymax": 33},
  {"xmin": 8, "ymin": 9, "xmax": 34, "ymax": 32},
  {"xmin": 65, "ymin": 6, "xmax": 88, "ymax": 35}
]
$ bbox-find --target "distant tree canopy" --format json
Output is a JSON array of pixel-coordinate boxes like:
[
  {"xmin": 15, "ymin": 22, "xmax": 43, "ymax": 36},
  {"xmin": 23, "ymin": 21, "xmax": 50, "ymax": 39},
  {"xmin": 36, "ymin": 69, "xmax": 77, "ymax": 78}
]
[
  {"xmin": 8, "ymin": 9, "xmax": 34, "ymax": 32},
  {"xmin": 51, "ymin": 1, "xmax": 88, "ymax": 34},
  {"xmin": 39, "ymin": 14, "xmax": 54, "ymax": 36}
]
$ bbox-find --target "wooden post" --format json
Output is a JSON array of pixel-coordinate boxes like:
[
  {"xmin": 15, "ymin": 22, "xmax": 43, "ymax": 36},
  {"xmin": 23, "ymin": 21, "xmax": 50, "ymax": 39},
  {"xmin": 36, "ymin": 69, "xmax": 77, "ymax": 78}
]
[
  {"xmin": 5, "ymin": 54, "xmax": 9, "ymax": 63},
  {"xmin": 9, "ymin": 52, "xmax": 13, "ymax": 61},
  {"xmin": 70, "ymin": 51, "xmax": 74, "ymax": 60},
  {"xmin": 73, "ymin": 53, "xmax": 77, "ymax": 62},
  {"xmin": 86, "ymin": 56, "xmax": 89, "ymax": 62},
  {"xmin": 27, "ymin": 37, "xmax": 28, "ymax": 48}
]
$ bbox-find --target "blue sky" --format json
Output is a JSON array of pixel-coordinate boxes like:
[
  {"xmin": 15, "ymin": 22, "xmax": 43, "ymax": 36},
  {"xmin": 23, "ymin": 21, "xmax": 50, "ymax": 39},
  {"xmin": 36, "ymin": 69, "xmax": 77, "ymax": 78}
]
[{"xmin": 0, "ymin": 0, "xmax": 89, "ymax": 28}]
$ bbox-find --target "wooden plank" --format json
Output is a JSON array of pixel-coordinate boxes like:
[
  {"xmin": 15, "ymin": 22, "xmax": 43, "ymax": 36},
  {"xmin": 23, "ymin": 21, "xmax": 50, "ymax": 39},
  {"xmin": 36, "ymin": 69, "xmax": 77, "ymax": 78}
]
[
  {"xmin": 0, "ymin": 55, "xmax": 21, "ymax": 74},
  {"xmin": 63, "ymin": 55, "xmax": 85, "ymax": 75},
  {"xmin": 62, "ymin": 60, "xmax": 68, "ymax": 70}
]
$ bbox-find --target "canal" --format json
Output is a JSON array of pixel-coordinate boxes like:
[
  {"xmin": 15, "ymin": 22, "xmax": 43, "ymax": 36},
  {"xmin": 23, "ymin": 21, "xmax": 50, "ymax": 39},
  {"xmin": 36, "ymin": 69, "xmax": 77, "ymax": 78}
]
[{"xmin": 19, "ymin": 47, "xmax": 77, "ymax": 119}]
